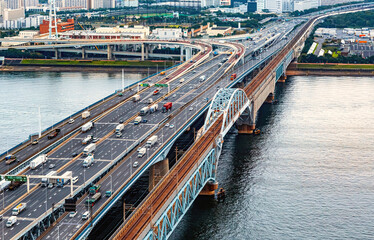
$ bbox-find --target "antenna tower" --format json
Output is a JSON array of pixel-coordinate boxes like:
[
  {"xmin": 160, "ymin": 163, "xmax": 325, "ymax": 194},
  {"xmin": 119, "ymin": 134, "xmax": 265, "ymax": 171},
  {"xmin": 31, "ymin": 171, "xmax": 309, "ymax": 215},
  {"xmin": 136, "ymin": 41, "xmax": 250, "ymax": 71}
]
[{"xmin": 48, "ymin": 0, "xmax": 58, "ymax": 39}]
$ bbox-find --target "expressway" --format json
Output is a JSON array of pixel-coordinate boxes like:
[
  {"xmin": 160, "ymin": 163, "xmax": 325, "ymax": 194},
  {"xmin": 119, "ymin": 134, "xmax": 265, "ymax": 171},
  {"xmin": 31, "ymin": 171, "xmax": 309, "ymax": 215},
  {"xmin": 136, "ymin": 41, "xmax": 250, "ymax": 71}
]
[
  {"xmin": 0, "ymin": 18, "xmax": 301, "ymax": 240},
  {"xmin": 0, "ymin": 41, "xmax": 227, "ymax": 240},
  {"xmin": 39, "ymin": 22, "xmax": 300, "ymax": 240},
  {"xmin": 0, "ymin": 40, "xmax": 210, "ymax": 177}
]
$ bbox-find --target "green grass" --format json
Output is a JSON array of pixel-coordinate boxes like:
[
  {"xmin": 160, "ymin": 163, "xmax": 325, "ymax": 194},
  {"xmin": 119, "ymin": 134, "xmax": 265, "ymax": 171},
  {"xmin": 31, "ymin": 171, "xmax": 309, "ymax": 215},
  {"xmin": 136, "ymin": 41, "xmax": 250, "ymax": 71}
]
[
  {"xmin": 20, "ymin": 59, "xmax": 174, "ymax": 67},
  {"xmin": 297, "ymin": 63, "xmax": 374, "ymax": 70}
]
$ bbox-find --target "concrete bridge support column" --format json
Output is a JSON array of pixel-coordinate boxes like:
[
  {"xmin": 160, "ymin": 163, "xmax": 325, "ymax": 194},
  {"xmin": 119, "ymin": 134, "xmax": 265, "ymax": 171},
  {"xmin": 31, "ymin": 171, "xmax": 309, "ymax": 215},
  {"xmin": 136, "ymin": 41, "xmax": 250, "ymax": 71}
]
[
  {"xmin": 186, "ymin": 47, "xmax": 192, "ymax": 61},
  {"xmin": 199, "ymin": 180, "xmax": 218, "ymax": 196},
  {"xmin": 266, "ymin": 93, "xmax": 274, "ymax": 103},
  {"xmin": 149, "ymin": 158, "xmax": 169, "ymax": 192},
  {"xmin": 145, "ymin": 44, "xmax": 150, "ymax": 60},
  {"xmin": 180, "ymin": 45, "xmax": 184, "ymax": 62},
  {"xmin": 54, "ymin": 49, "xmax": 61, "ymax": 59},
  {"xmin": 81, "ymin": 48, "xmax": 86, "ymax": 59},
  {"xmin": 107, "ymin": 45, "xmax": 113, "ymax": 60},
  {"xmin": 237, "ymin": 124, "xmax": 256, "ymax": 134},
  {"xmin": 278, "ymin": 74, "xmax": 287, "ymax": 83},
  {"xmin": 141, "ymin": 43, "xmax": 145, "ymax": 61}
]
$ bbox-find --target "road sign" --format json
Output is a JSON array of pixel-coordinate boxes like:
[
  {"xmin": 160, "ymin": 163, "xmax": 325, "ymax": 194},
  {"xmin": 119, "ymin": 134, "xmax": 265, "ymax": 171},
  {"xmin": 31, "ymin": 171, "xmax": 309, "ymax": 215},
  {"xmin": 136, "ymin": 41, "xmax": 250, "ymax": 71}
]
[
  {"xmin": 5, "ymin": 175, "xmax": 27, "ymax": 182},
  {"xmin": 141, "ymin": 83, "xmax": 150, "ymax": 87},
  {"xmin": 155, "ymin": 84, "xmax": 168, "ymax": 87}
]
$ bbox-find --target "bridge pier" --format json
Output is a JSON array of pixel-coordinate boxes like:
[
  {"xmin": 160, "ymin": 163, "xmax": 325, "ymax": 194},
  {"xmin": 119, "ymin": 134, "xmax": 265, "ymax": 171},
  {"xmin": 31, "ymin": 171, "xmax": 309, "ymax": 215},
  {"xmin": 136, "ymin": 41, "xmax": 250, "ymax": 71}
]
[
  {"xmin": 237, "ymin": 124, "xmax": 256, "ymax": 134},
  {"xmin": 107, "ymin": 45, "xmax": 113, "ymax": 60},
  {"xmin": 186, "ymin": 47, "xmax": 192, "ymax": 61},
  {"xmin": 148, "ymin": 158, "xmax": 169, "ymax": 192},
  {"xmin": 141, "ymin": 43, "xmax": 145, "ymax": 61},
  {"xmin": 278, "ymin": 74, "xmax": 287, "ymax": 83},
  {"xmin": 180, "ymin": 45, "xmax": 184, "ymax": 62},
  {"xmin": 265, "ymin": 92, "xmax": 274, "ymax": 103},
  {"xmin": 81, "ymin": 48, "xmax": 86, "ymax": 59},
  {"xmin": 54, "ymin": 49, "xmax": 61, "ymax": 59},
  {"xmin": 199, "ymin": 180, "xmax": 218, "ymax": 196}
]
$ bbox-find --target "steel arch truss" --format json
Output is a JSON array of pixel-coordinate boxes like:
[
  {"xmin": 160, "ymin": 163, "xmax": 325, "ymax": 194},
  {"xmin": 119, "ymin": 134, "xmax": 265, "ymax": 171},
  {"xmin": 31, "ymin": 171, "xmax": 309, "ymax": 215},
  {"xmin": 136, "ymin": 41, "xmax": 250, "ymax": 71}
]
[
  {"xmin": 144, "ymin": 149, "xmax": 217, "ymax": 240},
  {"xmin": 204, "ymin": 88, "xmax": 251, "ymax": 137}
]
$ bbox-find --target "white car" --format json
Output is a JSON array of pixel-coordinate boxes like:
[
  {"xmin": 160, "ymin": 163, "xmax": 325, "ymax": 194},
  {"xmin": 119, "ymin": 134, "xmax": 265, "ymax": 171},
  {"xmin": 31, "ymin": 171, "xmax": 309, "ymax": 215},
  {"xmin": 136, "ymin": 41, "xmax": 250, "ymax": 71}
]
[
  {"xmin": 165, "ymin": 123, "xmax": 170, "ymax": 127},
  {"xmin": 69, "ymin": 211, "xmax": 77, "ymax": 218},
  {"xmin": 133, "ymin": 161, "xmax": 139, "ymax": 168},
  {"xmin": 68, "ymin": 118, "xmax": 74, "ymax": 124},
  {"xmin": 169, "ymin": 124, "xmax": 174, "ymax": 129},
  {"xmin": 72, "ymin": 176, "xmax": 79, "ymax": 184},
  {"xmin": 189, "ymin": 107, "xmax": 193, "ymax": 111}
]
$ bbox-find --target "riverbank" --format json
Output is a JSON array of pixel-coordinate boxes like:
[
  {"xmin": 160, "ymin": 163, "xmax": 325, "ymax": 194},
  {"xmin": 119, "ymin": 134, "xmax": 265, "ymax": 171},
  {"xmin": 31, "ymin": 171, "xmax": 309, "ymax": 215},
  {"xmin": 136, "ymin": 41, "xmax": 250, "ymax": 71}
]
[
  {"xmin": 287, "ymin": 62, "xmax": 374, "ymax": 76},
  {"xmin": 0, "ymin": 59, "xmax": 175, "ymax": 72}
]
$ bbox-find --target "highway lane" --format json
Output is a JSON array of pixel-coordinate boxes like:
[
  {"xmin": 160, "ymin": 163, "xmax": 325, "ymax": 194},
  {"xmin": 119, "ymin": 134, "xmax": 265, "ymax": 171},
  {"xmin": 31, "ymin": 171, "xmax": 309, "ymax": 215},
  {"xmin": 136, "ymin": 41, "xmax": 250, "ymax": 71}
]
[
  {"xmin": 1, "ymin": 53, "xmax": 227, "ymax": 239},
  {"xmin": 52, "ymin": 23, "xmax": 303, "ymax": 239}
]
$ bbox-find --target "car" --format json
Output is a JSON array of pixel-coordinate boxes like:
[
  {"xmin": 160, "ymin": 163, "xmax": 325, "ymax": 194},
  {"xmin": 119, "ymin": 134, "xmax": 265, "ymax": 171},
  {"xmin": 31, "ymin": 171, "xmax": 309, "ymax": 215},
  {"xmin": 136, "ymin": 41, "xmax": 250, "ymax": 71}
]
[
  {"xmin": 190, "ymin": 60, "xmax": 193, "ymax": 63},
  {"xmin": 72, "ymin": 176, "xmax": 78, "ymax": 184},
  {"xmin": 69, "ymin": 211, "xmax": 77, "ymax": 218},
  {"xmin": 189, "ymin": 107, "xmax": 193, "ymax": 111},
  {"xmin": 92, "ymin": 137, "xmax": 99, "ymax": 143},
  {"xmin": 48, "ymin": 183, "xmax": 54, "ymax": 189},
  {"xmin": 193, "ymin": 70, "xmax": 196, "ymax": 74},
  {"xmin": 165, "ymin": 77, "xmax": 169, "ymax": 80},
  {"xmin": 119, "ymin": 119, "xmax": 124, "ymax": 124},
  {"xmin": 169, "ymin": 124, "xmax": 175, "ymax": 129},
  {"xmin": 32, "ymin": 139, "xmax": 38, "ymax": 145},
  {"xmin": 164, "ymin": 97, "xmax": 168, "ymax": 100},
  {"xmin": 49, "ymin": 164, "xmax": 55, "ymax": 169},
  {"xmin": 133, "ymin": 161, "xmax": 139, "ymax": 168},
  {"xmin": 0, "ymin": 215, "xmax": 3, "ymax": 221},
  {"xmin": 68, "ymin": 118, "xmax": 74, "ymax": 124},
  {"xmin": 165, "ymin": 123, "xmax": 170, "ymax": 127},
  {"xmin": 82, "ymin": 211, "xmax": 90, "ymax": 220},
  {"xmin": 173, "ymin": 94, "xmax": 177, "ymax": 98},
  {"xmin": 141, "ymin": 119, "xmax": 148, "ymax": 123},
  {"xmin": 72, "ymin": 152, "xmax": 78, "ymax": 157}
]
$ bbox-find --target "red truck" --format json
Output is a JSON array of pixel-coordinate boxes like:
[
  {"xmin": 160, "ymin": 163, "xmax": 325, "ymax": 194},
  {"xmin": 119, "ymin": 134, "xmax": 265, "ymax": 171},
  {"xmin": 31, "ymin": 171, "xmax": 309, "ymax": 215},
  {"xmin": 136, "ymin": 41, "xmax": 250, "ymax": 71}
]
[
  {"xmin": 230, "ymin": 73, "xmax": 237, "ymax": 80},
  {"xmin": 48, "ymin": 129, "xmax": 61, "ymax": 139},
  {"xmin": 162, "ymin": 102, "xmax": 172, "ymax": 113}
]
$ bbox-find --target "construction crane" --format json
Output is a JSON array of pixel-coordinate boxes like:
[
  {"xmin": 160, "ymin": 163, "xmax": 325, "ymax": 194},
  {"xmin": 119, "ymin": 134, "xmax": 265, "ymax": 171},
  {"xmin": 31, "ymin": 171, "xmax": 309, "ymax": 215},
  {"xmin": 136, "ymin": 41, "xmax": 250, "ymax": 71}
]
[{"xmin": 77, "ymin": 22, "xmax": 99, "ymax": 51}]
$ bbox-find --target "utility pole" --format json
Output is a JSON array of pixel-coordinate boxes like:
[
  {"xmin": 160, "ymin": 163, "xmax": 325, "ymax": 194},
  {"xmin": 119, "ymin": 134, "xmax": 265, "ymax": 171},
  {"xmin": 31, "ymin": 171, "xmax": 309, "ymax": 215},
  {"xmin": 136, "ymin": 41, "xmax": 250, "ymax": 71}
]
[{"xmin": 38, "ymin": 107, "xmax": 42, "ymax": 138}]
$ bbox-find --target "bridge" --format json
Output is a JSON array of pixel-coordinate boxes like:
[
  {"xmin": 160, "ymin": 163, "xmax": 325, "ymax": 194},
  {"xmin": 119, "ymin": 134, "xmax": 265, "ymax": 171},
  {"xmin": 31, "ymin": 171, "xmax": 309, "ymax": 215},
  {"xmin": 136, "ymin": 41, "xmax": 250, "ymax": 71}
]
[{"xmin": 0, "ymin": 3, "xmax": 373, "ymax": 240}]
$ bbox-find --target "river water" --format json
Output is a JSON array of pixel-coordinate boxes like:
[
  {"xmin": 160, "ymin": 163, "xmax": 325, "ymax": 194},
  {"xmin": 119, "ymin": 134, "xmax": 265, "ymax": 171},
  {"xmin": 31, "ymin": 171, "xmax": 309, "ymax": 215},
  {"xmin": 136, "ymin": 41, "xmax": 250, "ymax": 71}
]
[
  {"xmin": 0, "ymin": 71, "xmax": 146, "ymax": 154},
  {"xmin": 171, "ymin": 75, "xmax": 374, "ymax": 240},
  {"xmin": 1, "ymin": 73, "xmax": 374, "ymax": 239}
]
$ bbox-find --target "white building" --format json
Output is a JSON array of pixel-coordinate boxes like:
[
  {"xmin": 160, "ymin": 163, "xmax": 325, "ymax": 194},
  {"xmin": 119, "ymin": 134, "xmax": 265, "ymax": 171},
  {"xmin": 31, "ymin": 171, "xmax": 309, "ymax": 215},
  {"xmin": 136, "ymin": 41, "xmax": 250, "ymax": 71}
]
[
  {"xmin": 3, "ymin": 7, "xmax": 25, "ymax": 20},
  {"xmin": 152, "ymin": 28, "xmax": 183, "ymax": 40},
  {"xmin": 116, "ymin": 0, "xmax": 138, "ymax": 7}
]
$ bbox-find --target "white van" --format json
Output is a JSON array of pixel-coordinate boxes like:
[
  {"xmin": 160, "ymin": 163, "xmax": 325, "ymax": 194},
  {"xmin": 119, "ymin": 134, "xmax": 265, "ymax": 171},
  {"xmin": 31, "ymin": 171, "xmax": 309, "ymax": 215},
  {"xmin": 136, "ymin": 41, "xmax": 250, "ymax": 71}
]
[
  {"xmin": 199, "ymin": 75, "xmax": 206, "ymax": 82},
  {"xmin": 82, "ymin": 211, "xmax": 90, "ymax": 220}
]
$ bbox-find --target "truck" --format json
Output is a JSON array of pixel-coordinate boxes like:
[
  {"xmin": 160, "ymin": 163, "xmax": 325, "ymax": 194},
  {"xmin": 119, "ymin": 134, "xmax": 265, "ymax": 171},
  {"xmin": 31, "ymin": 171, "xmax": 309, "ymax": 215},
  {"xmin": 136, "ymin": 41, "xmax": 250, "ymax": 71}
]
[
  {"xmin": 146, "ymin": 136, "xmax": 158, "ymax": 148},
  {"xmin": 5, "ymin": 154, "xmax": 17, "ymax": 165},
  {"xmin": 89, "ymin": 184, "xmax": 101, "ymax": 195},
  {"xmin": 115, "ymin": 124, "xmax": 124, "ymax": 133},
  {"xmin": 179, "ymin": 78, "xmax": 185, "ymax": 84},
  {"xmin": 134, "ymin": 116, "xmax": 142, "ymax": 125},
  {"xmin": 30, "ymin": 154, "xmax": 47, "ymax": 169},
  {"xmin": 148, "ymin": 98, "xmax": 153, "ymax": 104},
  {"xmin": 162, "ymin": 102, "xmax": 172, "ymax": 113},
  {"xmin": 83, "ymin": 143, "xmax": 96, "ymax": 156},
  {"xmin": 140, "ymin": 106, "xmax": 149, "ymax": 116},
  {"xmin": 86, "ymin": 192, "xmax": 102, "ymax": 206},
  {"xmin": 199, "ymin": 75, "xmax": 206, "ymax": 82},
  {"xmin": 82, "ymin": 135, "xmax": 93, "ymax": 145},
  {"xmin": 82, "ymin": 110, "xmax": 90, "ymax": 119},
  {"xmin": 41, "ymin": 171, "xmax": 57, "ymax": 187},
  {"xmin": 0, "ymin": 180, "xmax": 11, "ymax": 192},
  {"xmin": 8, "ymin": 181, "xmax": 23, "ymax": 191},
  {"xmin": 132, "ymin": 94, "xmax": 140, "ymax": 102},
  {"xmin": 82, "ymin": 122, "xmax": 94, "ymax": 132},
  {"xmin": 138, "ymin": 147, "xmax": 146, "ymax": 158},
  {"xmin": 57, "ymin": 171, "xmax": 72, "ymax": 187},
  {"xmin": 230, "ymin": 73, "xmax": 237, "ymax": 80},
  {"xmin": 48, "ymin": 129, "xmax": 60, "ymax": 139},
  {"xmin": 12, "ymin": 203, "xmax": 26, "ymax": 215},
  {"xmin": 149, "ymin": 104, "xmax": 158, "ymax": 113},
  {"xmin": 6, "ymin": 216, "xmax": 17, "ymax": 227},
  {"xmin": 83, "ymin": 154, "xmax": 94, "ymax": 167}
]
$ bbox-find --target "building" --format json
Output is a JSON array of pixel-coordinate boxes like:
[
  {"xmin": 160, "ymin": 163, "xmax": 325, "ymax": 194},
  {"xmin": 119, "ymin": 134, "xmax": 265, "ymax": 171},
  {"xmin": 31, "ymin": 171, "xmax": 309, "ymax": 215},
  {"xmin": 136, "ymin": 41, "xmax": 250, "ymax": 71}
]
[
  {"xmin": 206, "ymin": 25, "xmax": 232, "ymax": 36},
  {"xmin": 25, "ymin": 0, "xmax": 39, "ymax": 7},
  {"xmin": 220, "ymin": 0, "xmax": 231, "ymax": 6},
  {"xmin": 247, "ymin": 0, "xmax": 256, "ymax": 12},
  {"xmin": 3, "ymin": 7, "xmax": 25, "ymax": 20},
  {"xmin": 116, "ymin": 0, "xmax": 138, "ymax": 7},
  {"xmin": 152, "ymin": 28, "xmax": 183, "ymax": 40},
  {"xmin": 60, "ymin": 25, "xmax": 150, "ymax": 40},
  {"xmin": 320, "ymin": 0, "xmax": 361, "ymax": 5},
  {"xmin": 39, "ymin": 19, "xmax": 75, "ymax": 34}
]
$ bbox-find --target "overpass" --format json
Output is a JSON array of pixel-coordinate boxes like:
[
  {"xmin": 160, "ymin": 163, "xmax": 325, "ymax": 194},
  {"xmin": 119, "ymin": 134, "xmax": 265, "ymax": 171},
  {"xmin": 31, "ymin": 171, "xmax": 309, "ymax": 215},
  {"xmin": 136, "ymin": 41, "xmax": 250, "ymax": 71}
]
[
  {"xmin": 0, "ymin": 3, "xmax": 373, "ymax": 240},
  {"xmin": 108, "ymin": 4, "xmax": 374, "ymax": 240}
]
